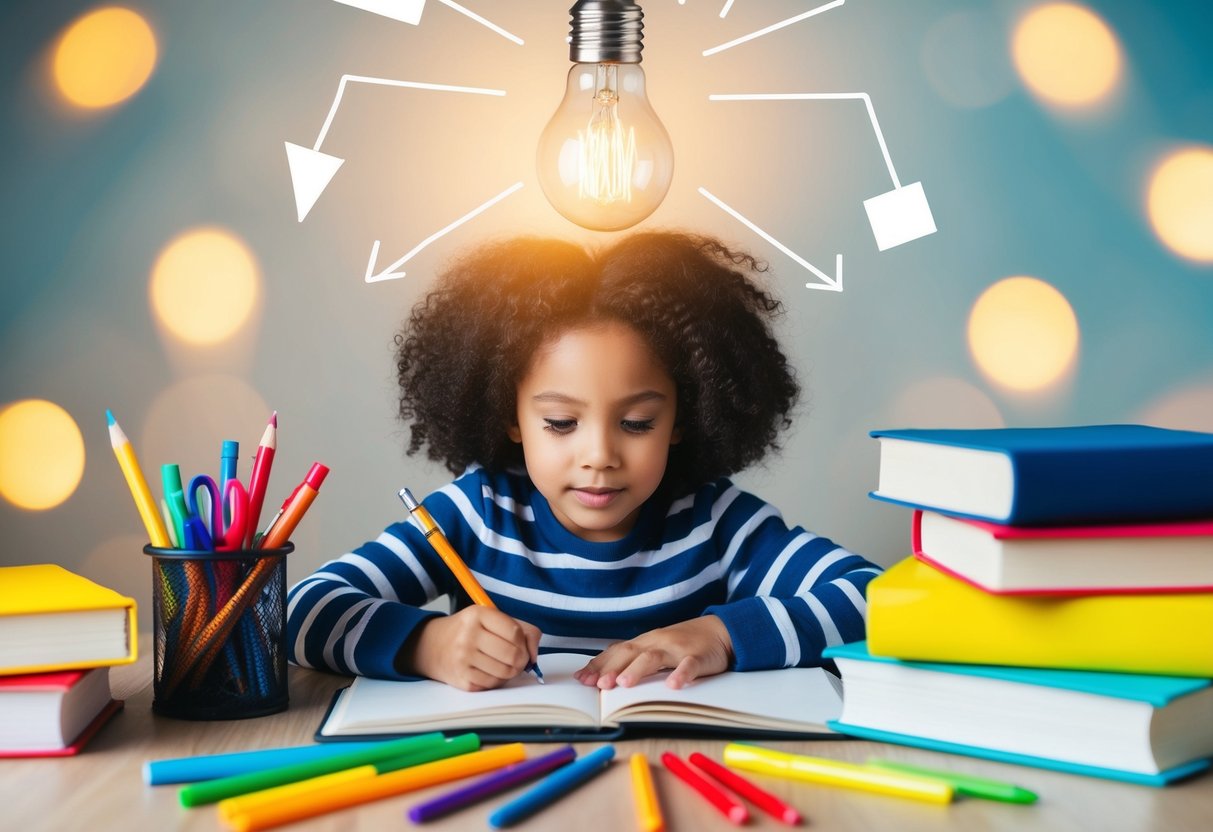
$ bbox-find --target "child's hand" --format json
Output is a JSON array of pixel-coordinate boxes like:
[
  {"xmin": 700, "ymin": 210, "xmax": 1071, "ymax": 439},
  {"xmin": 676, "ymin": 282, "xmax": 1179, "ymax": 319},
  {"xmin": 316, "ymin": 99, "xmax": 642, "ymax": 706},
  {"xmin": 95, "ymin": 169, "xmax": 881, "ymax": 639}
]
[
  {"xmin": 574, "ymin": 615, "xmax": 733, "ymax": 690},
  {"xmin": 406, "ymin": 607, "xmax": 541, "ymax": 691}
]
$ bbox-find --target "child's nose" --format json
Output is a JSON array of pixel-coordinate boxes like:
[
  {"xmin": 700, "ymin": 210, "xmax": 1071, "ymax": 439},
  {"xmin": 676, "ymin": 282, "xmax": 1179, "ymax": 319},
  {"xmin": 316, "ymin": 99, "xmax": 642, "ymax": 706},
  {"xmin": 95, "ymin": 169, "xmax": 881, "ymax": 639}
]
[{"xmin": 579, "ymin": 424, "xmax": 620, "ymax": 470}]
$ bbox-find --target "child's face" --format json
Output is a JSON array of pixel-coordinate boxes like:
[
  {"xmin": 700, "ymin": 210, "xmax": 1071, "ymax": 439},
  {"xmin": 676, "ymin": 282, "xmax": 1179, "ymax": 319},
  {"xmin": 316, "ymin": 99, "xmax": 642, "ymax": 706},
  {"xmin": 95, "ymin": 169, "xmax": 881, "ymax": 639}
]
[{"xmin": 508, "ymin": 320, "xmax": 681, "ymax": 542}]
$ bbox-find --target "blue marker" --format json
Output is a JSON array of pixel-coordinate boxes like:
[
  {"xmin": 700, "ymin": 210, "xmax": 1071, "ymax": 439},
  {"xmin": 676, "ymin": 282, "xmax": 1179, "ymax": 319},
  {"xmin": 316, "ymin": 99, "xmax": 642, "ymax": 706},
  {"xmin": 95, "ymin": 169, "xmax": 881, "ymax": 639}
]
[
  {"xmin": 143, "ymin": 742, "xmax": 387, "ymax": 785},
  {"xmin": 488, "ymin": 745, "xmax": 615, "ymax": 828}
]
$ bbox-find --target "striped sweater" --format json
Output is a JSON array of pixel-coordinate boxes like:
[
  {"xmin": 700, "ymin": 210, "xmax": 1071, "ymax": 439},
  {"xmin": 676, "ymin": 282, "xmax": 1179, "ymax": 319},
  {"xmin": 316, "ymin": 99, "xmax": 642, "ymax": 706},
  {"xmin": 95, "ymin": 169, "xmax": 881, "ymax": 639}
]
[{"xmin": 287, "ymin": 466, "xmax": 881, "ymax": 679}]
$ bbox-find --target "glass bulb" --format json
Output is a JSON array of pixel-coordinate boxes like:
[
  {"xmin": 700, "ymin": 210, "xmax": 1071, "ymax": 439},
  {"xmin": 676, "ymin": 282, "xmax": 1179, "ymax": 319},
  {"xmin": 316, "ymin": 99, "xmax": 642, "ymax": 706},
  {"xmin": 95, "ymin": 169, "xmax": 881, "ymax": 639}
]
[{"xmin": 537, "ymin": 62, "xmax": 674, "ymax": 232}]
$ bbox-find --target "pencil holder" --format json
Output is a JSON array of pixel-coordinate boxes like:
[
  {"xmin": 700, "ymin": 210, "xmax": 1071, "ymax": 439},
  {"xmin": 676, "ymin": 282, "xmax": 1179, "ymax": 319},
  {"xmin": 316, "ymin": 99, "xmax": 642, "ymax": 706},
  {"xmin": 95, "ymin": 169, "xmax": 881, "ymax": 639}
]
[{"xmin": 144, "ymin": 544, "xmax": 293, "ymax": 720}]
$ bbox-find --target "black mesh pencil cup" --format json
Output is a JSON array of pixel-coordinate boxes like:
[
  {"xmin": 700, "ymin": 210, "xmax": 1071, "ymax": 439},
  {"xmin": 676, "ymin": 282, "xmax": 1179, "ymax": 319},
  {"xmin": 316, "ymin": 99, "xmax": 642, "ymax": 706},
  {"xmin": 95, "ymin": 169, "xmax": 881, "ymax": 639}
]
[{"xmin": 144, "ymin": 544, "xmax": 292, "ymax": 720}]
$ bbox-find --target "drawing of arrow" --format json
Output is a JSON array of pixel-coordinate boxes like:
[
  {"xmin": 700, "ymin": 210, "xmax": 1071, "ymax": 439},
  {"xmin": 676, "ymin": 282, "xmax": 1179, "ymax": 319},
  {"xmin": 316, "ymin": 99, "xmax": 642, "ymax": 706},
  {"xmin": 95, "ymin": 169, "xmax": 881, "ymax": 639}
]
[
  {"xmin": 284, "ymin": 75, "xmax": 505, "ymax": 222},
  {"xmin": 698, "ymin": 187, "xmax": 843, "ymax": 292},
  {"xmin": 332, "ymin": 1, "xmax": 523, "ymax": 44}
]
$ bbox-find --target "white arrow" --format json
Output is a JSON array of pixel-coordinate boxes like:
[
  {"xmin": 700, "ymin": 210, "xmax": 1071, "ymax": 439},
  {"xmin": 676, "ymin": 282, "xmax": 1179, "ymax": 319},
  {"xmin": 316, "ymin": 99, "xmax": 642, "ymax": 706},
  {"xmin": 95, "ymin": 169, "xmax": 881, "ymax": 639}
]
[
  {"xmin": 365, "ymin": 181, "xmax": 525, "ymax": 282},
  {"xmin": 332, "ymin": 0, "xmax": 523, "ymax": 45},
  {"xmin": 698, "ymin": 187, "xmax": 842, "ymax": 292},
  {"xmin": 703, "ymin": 0, "xmax": 845, "ymax": 56},
  {"xmin": 286, "ymin": 75, "xmax": 505, "ymax": 222}
]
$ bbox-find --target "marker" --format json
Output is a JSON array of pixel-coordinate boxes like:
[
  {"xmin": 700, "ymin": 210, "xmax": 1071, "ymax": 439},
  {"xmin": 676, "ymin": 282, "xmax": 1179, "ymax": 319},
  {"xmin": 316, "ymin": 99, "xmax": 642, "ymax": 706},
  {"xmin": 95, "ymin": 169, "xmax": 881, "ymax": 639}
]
[
  {"xmin": 688, "ymin": 751, "xmax": 800, "ymax": 824},
  {"xmin": 223, "ymin": 744, "xmax": 526, "ymax": 832},
  {"xmin": 161, "ymin": 464, "xmax": 188, "ymax": 547},
  {"xmin": 488, "ymin": 745, "xmax": 615, "ymax": 828},
  {"xmin": 722, "ymin": 744, "xmax": 954, "ymax": 805},
  {"xmin": 406, "ymin": 745, "xmax": 576, "ymax": 823},
  {"xmin": 144, "ymin": 741, "xmax": 391, "ymax": 785},
  {"xmin": 399, "ymin": 487, "xmax": 544, "ymax": 684},
  {"xmin": 243, "ymin": 412, "xmax": 277, "ymax": 548},
  {"xmin": 260, "ymin": 463, "xmax": 328, "ymax": 550},
  {"xmin": 630, "ymin": 753, "xmax": 665, "ymax": 832},
  {"xmin": 865, "ymin": 759, "xmax": 1038, "ymax": 804},
  {"xmin": 107, "ymin": 409, "xmax": 171, "ymax": 547},
  {"xmin": 661, "ymin": 752, "xmax": 747, "ymax": 825}
]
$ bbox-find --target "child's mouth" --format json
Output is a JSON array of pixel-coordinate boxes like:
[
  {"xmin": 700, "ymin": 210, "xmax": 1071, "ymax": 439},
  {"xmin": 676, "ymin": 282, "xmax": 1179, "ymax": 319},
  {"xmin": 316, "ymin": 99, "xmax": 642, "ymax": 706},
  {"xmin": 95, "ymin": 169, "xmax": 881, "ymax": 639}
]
[{"xmin": 572, "ymin": 488, "xmax": 622, "ymax": 508}]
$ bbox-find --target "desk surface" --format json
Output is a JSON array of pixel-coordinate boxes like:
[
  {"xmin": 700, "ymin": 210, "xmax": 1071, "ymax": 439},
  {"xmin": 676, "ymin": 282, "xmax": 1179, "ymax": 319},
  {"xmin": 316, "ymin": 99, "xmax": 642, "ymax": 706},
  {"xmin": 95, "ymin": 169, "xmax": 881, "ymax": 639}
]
[{"xmin": 5, "ymin": 657, "xmax": 1212, "ymax": 831}]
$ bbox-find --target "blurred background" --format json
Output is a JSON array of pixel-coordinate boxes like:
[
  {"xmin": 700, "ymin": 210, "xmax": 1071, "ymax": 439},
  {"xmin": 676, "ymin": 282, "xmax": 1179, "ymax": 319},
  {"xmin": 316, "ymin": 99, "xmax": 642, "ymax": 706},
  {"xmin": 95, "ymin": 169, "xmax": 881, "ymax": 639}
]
[{"xmin": 2, "ymin": 1, "xmax": 1211, "ymax": 641}]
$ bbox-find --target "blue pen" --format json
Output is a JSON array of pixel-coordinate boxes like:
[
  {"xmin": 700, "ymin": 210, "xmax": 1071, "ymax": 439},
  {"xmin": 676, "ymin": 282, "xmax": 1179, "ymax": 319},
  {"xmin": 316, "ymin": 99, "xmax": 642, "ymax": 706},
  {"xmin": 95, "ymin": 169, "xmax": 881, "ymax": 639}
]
[
  {"xmin": 488, "ymin": 745, "xmax": 615, "ymax": 828},
  {"xmin": 220, "ymin": 439, "xmax": 239, "ymax": 523}
]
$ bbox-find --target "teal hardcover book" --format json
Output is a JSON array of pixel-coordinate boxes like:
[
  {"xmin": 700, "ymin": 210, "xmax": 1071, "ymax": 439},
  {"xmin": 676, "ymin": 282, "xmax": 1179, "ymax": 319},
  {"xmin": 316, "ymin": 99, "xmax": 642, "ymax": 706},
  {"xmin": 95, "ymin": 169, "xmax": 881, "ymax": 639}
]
[{"xmin": 823, "ymin": 641, "xmax": 1213, "ymax": 786}]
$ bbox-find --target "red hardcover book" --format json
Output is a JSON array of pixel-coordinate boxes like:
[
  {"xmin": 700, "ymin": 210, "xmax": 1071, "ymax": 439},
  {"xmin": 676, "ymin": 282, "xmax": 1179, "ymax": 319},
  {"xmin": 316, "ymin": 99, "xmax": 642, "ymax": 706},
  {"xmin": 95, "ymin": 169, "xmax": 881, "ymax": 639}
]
[
  {"xmin": 0, "ymin": 668, "xmax": 123, "ymax": 757},
  {"xmin": 912, "ymin": 509, "xmax": 1213, "ymax": 595}
]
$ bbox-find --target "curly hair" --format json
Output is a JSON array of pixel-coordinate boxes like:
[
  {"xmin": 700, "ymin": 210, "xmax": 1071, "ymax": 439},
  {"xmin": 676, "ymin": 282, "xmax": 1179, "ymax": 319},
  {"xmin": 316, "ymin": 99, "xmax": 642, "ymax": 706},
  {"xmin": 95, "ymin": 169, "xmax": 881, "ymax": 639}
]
[{"xmin": 395, "ymin": 231, "xmax": 800, "ymax": 495}]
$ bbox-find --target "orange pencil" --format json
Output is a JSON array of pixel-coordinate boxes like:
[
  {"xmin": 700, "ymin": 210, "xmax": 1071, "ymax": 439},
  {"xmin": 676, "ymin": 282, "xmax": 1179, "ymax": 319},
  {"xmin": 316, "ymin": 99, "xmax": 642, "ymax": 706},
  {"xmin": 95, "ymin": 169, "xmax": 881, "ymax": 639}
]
[{"xmin": 222, "ymin": 743, "xmax": 526, "ymax": 832}]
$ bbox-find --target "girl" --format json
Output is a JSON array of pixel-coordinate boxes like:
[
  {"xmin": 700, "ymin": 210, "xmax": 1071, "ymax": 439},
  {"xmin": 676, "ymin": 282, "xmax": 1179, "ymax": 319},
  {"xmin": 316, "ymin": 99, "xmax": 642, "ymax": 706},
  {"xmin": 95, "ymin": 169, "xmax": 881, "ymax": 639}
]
[{"xmin": 286, "ymin": 232, "xmax": 880, "ymax": 691}]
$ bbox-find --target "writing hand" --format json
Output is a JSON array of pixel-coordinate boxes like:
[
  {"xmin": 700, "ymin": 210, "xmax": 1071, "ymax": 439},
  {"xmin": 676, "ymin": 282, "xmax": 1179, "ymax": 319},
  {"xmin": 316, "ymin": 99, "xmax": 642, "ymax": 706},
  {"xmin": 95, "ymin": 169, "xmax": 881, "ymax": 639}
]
[
  {"xmin": 573, "ymin": 615, "xmax": 733, "ymax": 690},
  {"xmin": 404, "ymin": 606, "xmax": 541, "ymax": 691}
]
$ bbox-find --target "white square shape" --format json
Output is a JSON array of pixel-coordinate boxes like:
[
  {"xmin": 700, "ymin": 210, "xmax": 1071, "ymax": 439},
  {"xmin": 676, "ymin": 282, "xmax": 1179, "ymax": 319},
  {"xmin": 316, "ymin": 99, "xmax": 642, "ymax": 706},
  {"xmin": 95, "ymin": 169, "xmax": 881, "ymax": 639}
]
[{"xmin": 863, "ymin": 181, "xmax": 937, "ymax": 251}]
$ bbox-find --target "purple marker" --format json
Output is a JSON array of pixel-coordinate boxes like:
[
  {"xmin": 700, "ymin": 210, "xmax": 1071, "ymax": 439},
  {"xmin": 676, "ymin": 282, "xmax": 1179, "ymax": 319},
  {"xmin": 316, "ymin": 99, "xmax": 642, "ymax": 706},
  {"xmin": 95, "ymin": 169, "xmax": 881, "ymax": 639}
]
[{"xmin": 407, "ymin": 745, "xmax": 577, "ymax": 823}]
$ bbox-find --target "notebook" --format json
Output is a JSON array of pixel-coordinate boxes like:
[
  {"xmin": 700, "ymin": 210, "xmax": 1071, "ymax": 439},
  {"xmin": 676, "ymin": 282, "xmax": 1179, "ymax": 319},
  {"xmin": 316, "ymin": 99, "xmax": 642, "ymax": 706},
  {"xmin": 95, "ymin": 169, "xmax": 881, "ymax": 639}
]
[
  {"xmin": 316, "ymin": 653, "xmax": 842, "ymax": 742},
  {"xmin": 0, "ymin": 564, "xmax": 137, "ymax": 675}
]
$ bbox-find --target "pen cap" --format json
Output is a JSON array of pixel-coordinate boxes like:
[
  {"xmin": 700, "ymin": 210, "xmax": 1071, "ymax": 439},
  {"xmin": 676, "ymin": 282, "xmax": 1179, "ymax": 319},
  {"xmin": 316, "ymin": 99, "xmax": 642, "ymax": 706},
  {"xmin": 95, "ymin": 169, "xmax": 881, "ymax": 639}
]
[
  {"xmin": 222, "ymin": 440, "xmax": 239, "ymax": 458},
  {"xmin": 304, "ymin": 463, "xmax": 329, "ymax": 490}
]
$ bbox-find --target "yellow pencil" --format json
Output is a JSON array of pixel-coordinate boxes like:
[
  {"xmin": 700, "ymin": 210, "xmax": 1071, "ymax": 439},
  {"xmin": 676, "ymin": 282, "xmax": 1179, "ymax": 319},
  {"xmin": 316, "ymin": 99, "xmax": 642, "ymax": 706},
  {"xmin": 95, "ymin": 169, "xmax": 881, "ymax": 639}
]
[
  {"xmin": 107, "ymin": 410, "xmax": 170, "ymax": 548},
  {"xmin": 630, "ymin": 753, "xmax": 664, "ymax": 832},
  {"xmin": 222, "ymin": 743, "xmax": 527, "ymax": 832},
  {"xmin": 722, "ymin": 744, "xmax": 954, "ymax": 805}
]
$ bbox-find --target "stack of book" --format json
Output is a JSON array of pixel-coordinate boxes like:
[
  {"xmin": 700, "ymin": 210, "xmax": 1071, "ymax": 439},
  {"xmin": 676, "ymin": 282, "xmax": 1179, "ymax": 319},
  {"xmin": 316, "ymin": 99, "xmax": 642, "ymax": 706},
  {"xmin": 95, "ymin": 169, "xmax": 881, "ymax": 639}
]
[
  {"xmin": 825, "ymin": 424, "xmax": 1213, "ymax": 786},
  {"xmin": 0, "ymin": 564, "xmax": 136, "ymax": 757}
]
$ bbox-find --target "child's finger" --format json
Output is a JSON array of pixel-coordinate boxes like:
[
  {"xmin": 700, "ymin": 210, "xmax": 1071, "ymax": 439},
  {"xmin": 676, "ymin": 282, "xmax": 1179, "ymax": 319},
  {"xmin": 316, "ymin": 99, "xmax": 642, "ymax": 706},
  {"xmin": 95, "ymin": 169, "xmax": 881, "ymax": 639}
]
[
  {"xmin": 664, "ymin": 654, "xmax": 702, "ymax": 689},
  {"xmin": 613, "ymin": 649, "xmax": 673, "ymax": 688}
]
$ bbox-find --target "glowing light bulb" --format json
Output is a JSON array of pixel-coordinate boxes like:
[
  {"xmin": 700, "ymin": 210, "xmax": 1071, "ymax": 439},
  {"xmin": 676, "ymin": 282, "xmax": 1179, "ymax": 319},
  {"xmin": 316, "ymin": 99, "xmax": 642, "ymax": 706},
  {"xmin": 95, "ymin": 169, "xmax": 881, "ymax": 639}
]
[{"xmin": 537, "ymin": 1, "xmax": 674, "ymax": 231}]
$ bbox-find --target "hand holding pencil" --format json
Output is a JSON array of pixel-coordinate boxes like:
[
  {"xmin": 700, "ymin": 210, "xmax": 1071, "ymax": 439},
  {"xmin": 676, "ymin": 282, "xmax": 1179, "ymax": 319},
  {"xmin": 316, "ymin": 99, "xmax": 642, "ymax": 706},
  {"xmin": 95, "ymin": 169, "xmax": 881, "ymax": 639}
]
[{"xmin": 398, "ymin": 488, "xmax": 544, "ymax": 688}]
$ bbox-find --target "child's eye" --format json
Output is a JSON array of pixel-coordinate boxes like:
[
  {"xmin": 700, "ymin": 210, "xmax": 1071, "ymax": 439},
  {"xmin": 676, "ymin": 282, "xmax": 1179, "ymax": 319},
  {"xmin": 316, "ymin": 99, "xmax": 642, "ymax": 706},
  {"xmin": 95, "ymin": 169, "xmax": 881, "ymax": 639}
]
[
  {"xmin": 543, "ymin": 418, "xmax": 577, "ymax": 435},
  {"xmin": 621, "ymin": 419, "xmax": 655, "ymax": 434}
]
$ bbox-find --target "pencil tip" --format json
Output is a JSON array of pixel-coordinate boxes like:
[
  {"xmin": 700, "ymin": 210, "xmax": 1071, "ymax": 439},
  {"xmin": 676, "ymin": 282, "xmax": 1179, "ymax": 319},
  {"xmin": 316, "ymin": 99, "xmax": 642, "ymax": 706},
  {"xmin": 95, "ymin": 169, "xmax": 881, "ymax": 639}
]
[
  {"xmin": 270, "ymin": 410, "xmax": 278, "ymax": 427},
  {"xmin": 105, "ymin": 409, "xmax": 115, "ymax": 426}
]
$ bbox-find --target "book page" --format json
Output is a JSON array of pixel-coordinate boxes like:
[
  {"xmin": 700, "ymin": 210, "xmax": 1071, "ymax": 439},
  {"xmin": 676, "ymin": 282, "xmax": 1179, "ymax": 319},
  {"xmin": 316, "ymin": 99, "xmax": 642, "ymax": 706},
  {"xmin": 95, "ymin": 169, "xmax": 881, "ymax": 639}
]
[
  {"xmin": 599, "ymin": 666, "xmax": 843, "ymax": 733},
  {"xmin": 322, "ymin": 653, "xmax": 603, "ymax": 735}
]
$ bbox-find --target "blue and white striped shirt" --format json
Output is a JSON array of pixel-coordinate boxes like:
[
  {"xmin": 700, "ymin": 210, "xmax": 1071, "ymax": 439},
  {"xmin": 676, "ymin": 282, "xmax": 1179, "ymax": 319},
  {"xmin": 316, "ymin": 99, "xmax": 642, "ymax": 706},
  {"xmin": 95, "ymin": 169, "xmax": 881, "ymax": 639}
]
[{"xmin": 286, "ymin": 466, "xmax": 881, "ymax": 679}]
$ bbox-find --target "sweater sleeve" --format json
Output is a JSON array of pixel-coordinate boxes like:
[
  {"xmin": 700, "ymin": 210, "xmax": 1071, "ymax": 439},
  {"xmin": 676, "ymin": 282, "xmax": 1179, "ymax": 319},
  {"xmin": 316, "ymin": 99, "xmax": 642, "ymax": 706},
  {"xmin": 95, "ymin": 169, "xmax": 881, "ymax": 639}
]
[
  {"xmin": 284, "ymin": 478, "xmax": 482, "ymax": 679},
  {"xmin": 703, "ymin": 487, "xmax": 882, "ymax": 671}
]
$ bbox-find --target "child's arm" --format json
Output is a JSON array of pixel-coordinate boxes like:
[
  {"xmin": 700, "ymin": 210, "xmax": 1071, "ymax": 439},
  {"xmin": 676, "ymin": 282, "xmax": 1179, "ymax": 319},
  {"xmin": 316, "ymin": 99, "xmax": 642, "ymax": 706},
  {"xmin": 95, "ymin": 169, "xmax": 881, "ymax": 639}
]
[
  {"xmin": 578, "ymin": 486, "xmax": 881, "ymax": 688},
  {"xmin": 285, "ymin": 470, "xmax": 540, "ymax": 684}
]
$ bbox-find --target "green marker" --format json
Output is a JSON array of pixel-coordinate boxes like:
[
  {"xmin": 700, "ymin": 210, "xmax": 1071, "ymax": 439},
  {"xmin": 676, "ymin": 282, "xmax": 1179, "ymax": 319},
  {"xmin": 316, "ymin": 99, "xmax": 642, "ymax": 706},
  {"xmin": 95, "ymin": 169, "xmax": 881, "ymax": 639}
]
[
  {"xmin": 865, "ymin": 759, "xmax": 1038, "ymax": 804},
  {"xmin": 178, "ymin": 732, "xmax": 453, "ymax": 807}
]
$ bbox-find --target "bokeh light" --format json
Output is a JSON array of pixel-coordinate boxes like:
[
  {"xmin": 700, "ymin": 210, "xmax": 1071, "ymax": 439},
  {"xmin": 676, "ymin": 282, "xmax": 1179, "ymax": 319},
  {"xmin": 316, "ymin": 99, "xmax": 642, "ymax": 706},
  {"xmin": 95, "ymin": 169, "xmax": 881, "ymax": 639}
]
[
  {"xmin": 150, "ymin": 227, "xmax": 261, "ymax": 346},
  {"xmin": 1137, "ymin": 383, "xmax": 1213, "ymax": 432},
  {"xmin": 52, "ymin": 7, "xmax": 158, "ymax": 109},
  {"xmin": 0, "ymin": 399, "xmax": 86, "ymax": 510},
  {"xmin": 888, "ymin": 377, "xmax": 1006, "ymax": 428},
  {"xmin": 1011, "ymin": 3, "xmax": 1121, "ymax": 108},
  {"xmin": 1146, "ymin": 146, "xmax": 1213, "ymax": 263},
  {"xmin": 967, "ymin": 276, "xmax": 1080, "ymax": 392}
]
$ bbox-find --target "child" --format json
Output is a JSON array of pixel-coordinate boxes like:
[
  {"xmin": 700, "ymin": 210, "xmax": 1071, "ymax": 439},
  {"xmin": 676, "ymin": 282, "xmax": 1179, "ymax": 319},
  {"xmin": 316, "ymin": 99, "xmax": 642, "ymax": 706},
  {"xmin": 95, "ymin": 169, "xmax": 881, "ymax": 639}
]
[{"xmin": 287, "ymin": 232, "xmax": 880, "ymax": 691}]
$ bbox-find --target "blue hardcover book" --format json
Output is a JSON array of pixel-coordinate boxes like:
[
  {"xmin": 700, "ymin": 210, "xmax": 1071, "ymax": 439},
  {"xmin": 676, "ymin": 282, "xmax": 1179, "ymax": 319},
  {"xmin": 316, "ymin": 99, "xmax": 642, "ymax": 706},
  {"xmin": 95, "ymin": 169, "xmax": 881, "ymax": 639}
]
[
  {"xmin": 869, "ymin": 424, "xmax": 1213, "ymax": 526},
  {"xmin": 823, "ymin": 641, "xmax": 1213, "ymax": 786}
]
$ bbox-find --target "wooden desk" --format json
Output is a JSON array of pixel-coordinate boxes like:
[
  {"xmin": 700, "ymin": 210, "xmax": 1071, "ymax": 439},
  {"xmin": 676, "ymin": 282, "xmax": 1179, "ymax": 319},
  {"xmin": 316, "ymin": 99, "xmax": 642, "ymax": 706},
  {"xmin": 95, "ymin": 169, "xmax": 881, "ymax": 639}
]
[{"xmin": 6, "ymin": 657, "xmax": 1211, "ymax": 831}]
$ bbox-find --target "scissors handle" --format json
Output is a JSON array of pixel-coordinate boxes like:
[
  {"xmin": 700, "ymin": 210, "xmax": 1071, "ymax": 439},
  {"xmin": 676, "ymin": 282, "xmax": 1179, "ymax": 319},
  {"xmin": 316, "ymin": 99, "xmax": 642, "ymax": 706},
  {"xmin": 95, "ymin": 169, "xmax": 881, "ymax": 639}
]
[{"xmin": 214, "ymin": 479, "xmax": 250, "ymax": 552}]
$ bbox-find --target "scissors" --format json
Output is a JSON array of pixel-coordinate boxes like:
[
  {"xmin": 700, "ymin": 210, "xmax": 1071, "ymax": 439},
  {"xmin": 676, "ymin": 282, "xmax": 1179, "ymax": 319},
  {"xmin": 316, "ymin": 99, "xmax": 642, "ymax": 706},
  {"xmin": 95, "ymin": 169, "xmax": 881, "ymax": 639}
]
[{"xmin": 186, "ymin": 474, "xmax": 249, "ymax": 552}]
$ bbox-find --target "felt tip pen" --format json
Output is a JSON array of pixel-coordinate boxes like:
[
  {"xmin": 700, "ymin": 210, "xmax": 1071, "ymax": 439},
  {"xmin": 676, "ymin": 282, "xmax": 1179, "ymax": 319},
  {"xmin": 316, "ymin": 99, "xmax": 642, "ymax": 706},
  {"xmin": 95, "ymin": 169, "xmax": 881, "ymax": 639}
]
[
  {"xmin": 399, "ymin": 487, "xmax": 544, "ymax": 685},
  {"xmin": 488, "ymin": 745, "xmax": 615, "ymax": 828},
  {"xmin": 865, "ymin": 759, "xmax": 1038, "ymax": 804},
  {"xmin": 259, "ymin": 463, "xmax": 328, "ymax": 550}
]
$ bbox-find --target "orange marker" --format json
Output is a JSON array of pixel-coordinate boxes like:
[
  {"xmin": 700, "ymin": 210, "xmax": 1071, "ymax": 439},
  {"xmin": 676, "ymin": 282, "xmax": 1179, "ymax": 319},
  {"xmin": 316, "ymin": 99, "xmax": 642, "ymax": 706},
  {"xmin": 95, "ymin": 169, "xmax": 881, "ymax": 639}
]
[
  {"xmin": 260, "ymin": 463, "xmax": 328, "ymax": 550},
  {"xmin": 630, "ymin": 753, "xmax": 664, "ymax": 832}
]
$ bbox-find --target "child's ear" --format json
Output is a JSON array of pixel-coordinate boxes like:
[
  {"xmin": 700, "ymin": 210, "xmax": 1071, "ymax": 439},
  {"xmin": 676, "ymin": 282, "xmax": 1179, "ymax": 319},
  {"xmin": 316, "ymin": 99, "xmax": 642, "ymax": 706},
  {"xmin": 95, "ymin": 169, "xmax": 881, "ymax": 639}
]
[
  {"xmin": 670, "ymin": 425, "xmax": 682, "ymax": 445},
  {"xmin": 507, "ymin": 423, "xmax": 522, "ymax": 443}
]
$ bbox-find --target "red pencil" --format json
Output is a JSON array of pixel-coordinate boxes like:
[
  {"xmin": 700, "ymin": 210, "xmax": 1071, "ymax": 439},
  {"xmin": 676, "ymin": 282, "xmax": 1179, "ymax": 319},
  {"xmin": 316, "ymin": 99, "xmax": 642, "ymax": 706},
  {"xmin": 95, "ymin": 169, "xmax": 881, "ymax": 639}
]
[
  {"xmin": 660, "ymin": 752, "xmax": 747, "ymax": 825},
  {"xmin": 244, "ymin": 411, "xmax": 277, "ymax": 548},
  {"xmin": 689, "ymin": 752, "xmax": 802, "ymax": 825}
]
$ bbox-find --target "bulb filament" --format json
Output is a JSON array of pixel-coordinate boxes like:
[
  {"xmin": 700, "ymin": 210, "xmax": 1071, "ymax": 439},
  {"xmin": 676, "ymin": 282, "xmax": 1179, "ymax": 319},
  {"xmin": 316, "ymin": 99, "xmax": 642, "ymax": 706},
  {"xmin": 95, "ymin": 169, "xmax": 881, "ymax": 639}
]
[{"xmin": 577, "ymin": 65, "xmax": 636, "ymax": 205}]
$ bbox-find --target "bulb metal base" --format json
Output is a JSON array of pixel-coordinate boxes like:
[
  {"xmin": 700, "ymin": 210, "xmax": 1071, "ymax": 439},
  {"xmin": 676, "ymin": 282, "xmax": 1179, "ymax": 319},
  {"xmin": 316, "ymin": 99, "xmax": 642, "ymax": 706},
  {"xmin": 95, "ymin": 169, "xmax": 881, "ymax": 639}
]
[{"xmin": 569, "ymin": 0, "xmax": 644, "ymax": 64}]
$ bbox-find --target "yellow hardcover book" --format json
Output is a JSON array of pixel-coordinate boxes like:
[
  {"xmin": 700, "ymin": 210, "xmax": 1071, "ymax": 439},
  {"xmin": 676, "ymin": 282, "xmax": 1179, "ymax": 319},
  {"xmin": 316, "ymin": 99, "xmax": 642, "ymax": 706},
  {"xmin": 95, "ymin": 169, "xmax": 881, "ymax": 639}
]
[
  {"xmin": 867, "ymin": 558, "xmax": 1213, "ymax": 677},
  {"xmin": 0, "ymin": 565, "xmax": 137, "ymax": 675}
]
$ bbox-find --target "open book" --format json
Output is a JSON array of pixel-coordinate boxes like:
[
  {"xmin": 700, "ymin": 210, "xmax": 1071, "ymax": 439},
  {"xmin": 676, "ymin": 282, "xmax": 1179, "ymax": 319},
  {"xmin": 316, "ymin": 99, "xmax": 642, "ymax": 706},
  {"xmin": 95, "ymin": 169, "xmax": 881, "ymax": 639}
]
[{"xmin": 317, "ymin": 653, "xmax": 842, "ymax": 742}]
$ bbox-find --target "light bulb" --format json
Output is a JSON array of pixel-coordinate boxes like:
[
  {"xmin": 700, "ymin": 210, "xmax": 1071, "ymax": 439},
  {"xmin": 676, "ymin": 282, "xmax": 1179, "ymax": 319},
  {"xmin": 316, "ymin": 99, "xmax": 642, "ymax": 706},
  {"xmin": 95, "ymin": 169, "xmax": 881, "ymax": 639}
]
[{"xmin": 537, "ymin": 1, "xmax": 674, "ymax": 232}]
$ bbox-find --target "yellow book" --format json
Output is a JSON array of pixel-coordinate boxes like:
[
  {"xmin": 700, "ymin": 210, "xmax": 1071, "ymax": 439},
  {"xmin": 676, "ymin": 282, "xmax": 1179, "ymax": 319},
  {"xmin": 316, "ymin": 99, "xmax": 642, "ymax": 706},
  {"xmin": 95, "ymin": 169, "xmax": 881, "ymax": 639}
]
[
  {"xmin": 0, "ymin": 564, "xmax": 137, "ymax": 675},
  {"xmin": 867, "ymin": 557, "xmax": 1213, "ymax": 677}
]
